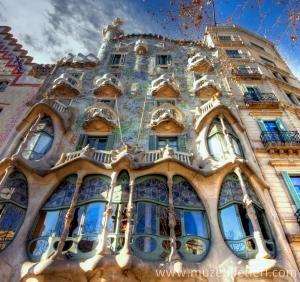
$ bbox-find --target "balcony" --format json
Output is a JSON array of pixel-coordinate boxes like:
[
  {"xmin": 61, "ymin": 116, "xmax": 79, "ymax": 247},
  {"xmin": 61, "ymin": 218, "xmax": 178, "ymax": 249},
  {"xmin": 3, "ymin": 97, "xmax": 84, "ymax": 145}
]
[
  {"xmin": 49, "ymin": 73, "xmax": 81, "ymax": 97},
  {"xmin": 150, "ymin": 74, "xmax": 179, "ymax": 98},
  {"xmin": 134, "ymin": 39, "xmax": 148, "ymax": 55},
  {"xmin": 187, "ymin": 54, "xmax": 214, "ymax": 73},
  {"xmin": 193, "ymin": 75, "xmax": 220, "ymax": 98},
  {"xmin": 55, "ymin": 145, "xmax": 194, "ymax": 168},
  {"xmin": 260, "ymin": 131, "xmax": 300, "ymax": 154},
  {"xmin": 217, "ymin": 35, "xmax": 244, "ymax": 47},
  {"xmin": 232, "ymin": 67, "xmax": 262, "ymax": 80},
  {"xmin": 244, "ymin": 92, "xmax": 279, "ymax": 109},
  {"xmin": 149, "ymin": 104, "xmax": 184, "ymax": 133},
  {"xmin": 83, "ymin": 103, "xmax": 118, "ymax": 132},
  {"xmin": 94, "ymin": 73, "xmax": 124, "ymax": 97}
]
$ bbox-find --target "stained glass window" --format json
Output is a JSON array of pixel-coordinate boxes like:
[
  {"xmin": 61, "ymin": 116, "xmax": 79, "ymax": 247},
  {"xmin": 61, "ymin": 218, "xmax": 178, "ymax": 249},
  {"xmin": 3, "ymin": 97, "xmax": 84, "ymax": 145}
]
[
  {"xmin": 218, "ymin": 173, "xmax": 275, "ymax": 259},
  {"xmin": 0, "ymin": 171, "xmax": 28, "ymax": 251}
]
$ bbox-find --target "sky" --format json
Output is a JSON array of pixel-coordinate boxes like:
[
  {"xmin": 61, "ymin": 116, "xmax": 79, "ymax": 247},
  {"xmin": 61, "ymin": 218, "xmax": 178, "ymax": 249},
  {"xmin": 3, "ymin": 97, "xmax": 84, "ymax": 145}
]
[{"xmin": 0, "ymin": 0, "xmax": 299, "ymax": 78}]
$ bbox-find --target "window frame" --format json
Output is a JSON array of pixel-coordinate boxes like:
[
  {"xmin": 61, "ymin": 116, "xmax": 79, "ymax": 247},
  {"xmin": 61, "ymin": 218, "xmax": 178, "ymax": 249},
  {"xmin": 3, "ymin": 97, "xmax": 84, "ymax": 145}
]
[
  {"xmin": 281, "ymin": 172, "xmax": 300, "ymax": 209},
  {"xmin": 109, "ymin": 53, "xmax": 126, "ymax": 67},
  {"xmin": 156, "ymin": 54, "xmax": 172, "ymax": 68}
]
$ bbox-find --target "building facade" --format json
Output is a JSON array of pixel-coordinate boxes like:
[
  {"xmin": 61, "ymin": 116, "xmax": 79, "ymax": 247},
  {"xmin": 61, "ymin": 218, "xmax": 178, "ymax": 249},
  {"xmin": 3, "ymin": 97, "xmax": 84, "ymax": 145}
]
[{"xmin": 0, "ymin": 19, "xmax": 300, "ymax": 281}]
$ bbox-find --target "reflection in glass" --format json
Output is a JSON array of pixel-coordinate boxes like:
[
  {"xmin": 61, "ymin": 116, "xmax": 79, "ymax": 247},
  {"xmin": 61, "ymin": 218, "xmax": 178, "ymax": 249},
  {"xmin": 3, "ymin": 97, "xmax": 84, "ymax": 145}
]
[
  {"xmin": 184, "ymin": 210, "xmax": 207, "ymax": 238},
  {"xmin": 136, "ymin": 203, "xmax": 156, "ymax": 235},
  {"xmin": 82, "ymin": 203, "xmax": 105, "ymax": 234}
]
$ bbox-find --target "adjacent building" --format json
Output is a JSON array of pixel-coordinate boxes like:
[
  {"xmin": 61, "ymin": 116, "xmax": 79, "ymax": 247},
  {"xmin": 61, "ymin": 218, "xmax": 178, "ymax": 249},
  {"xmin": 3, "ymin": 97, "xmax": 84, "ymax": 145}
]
[{"xmin": 0, "ymin": 19, "xmax": 300, "ymax": 281}]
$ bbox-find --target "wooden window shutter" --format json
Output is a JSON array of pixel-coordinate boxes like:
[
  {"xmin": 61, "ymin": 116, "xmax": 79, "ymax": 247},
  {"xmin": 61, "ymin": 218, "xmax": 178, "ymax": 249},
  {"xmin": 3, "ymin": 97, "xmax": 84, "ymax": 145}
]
[
  {"xmin": 275, "ymin": 118, "xmax": 286, "ymax": 131},
  {"xmin": 178, "ymin": 134, "xmax": 187, "ymax": 152},
  {"xmin": 257, "ymin": 119, "xmax": 267, "ymax": 131},
  {"xmin": 105, "ymin": 132, "xmax": 118, "ymax": 151},
  {"xmin": 76, "ymin": 134, "xmax": 87, "ymax": 150},
  {"xmin": 281, "ymin": 172, "xmax": 300, "ymax": 209},
  {"xmin": 149, "ymin": 135, "xmax": 157, "ymax": 150}
]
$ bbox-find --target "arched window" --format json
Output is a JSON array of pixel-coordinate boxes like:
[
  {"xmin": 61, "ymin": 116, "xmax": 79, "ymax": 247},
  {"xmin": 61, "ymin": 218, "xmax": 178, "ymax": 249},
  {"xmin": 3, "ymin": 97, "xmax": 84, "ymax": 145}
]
[
  {"xmin": 22, "ymin": 116, "xmax": 54, "ymax": 161},
  {"xmin": 0, "ymin": 171, "xmax": 28, "ymax": 251},
  {"xmin": 107, "ymin": 170, "xmax": 130, "ymax": 253},
  {"xmin": 207, "ymin": 118, "xmax": 243, "ymax": 161},
  {"xmin": 218, "ymin": 173, "xmax": 275, "ymax": 259},
  {"xmin": 133, "ymin": 175, "xmax": 169, "ymax": 261},
  {"xmin": 28, "ymin": 174, "xmax": 110, "ymax": 261},
  {"xmin": 132, "ymin": 175, "xmax": 210, "ymax": 262},
  {"xmin": 172, "ymin": 176, "xmax": 209, "ymax": 262}
]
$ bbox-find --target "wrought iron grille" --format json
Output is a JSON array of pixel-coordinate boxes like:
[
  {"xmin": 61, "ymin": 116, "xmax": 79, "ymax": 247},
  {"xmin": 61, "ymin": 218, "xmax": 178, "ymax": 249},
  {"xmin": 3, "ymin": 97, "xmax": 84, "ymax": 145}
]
[
  {"xmin": 260, "ymin": 131, "xmax": 300, "ymax": 147},
  {"xmin": 244, "ymin": 92, "xmax": 278, "ymax": 104},
  {"xmin": 232, "ymin": 68, "xmax": 261, "ymax": 76}
]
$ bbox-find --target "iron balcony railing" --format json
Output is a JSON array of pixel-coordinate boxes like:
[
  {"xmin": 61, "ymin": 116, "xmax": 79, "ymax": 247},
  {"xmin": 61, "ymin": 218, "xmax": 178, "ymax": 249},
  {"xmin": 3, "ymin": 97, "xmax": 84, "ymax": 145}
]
[
  {"xmin": 244, "ymin": 92, "xmax": 278, "ymax": 104},
  {"xmin": 260, "ymin": 131, "xmax": 300, "ymax": 147},
  {"xmin": 232, "ymin": 68, "xmax": 261, "ymax": 76},
  {"xmin": 295, "ymin": 209, "xmax": 300, "ymax": 226}
]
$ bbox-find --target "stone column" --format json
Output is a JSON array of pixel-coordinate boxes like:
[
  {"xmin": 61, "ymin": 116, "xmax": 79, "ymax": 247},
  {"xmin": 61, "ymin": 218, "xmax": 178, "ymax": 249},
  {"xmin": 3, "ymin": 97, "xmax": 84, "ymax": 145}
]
[
  {"xmin": 0, "ymin": 165, "xmax": 14, "ymax": 187},
  {"xmin": 219, "ymin": 115, "xmax": 235, "ymax": 157},
  {"xmin": 167, "ymin": 173, "xmax": 180, "ymax": 261},
  {"xmin": 234, "ymin": 167, "xmax": 270, "ymax": 259},
  {"xmin": 119, "ymin": 177, "xmax": 135, "ymax": 255},
  {"xmin": 97, "ymin": 172, "xmax": 117, "ymax": 255},
  {"xmin": 13, "ymin": 114, "xmax": 44, "ymax": 158},
  {"xmin": 52, "ymin": 173, "xmax": 84, "ymax": 260}
]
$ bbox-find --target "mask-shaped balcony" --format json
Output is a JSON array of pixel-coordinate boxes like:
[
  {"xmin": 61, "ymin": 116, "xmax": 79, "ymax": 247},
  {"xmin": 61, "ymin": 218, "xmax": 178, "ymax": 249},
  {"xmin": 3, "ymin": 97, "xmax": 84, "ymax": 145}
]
[
  {"xmin": 59, "ymin": 53, "xmax": 99, "ymax": 67},
  {"xmin": 134, "ymin": 39, "xmax": 148, "ymax": 55},
  {"xmin": 151, "ymin": 74, "xmax": 180, "ymax": 98},
  {"xmin": 49, "ymin": 73, "xmax": 81, "ymax": 97},
  {"xmin": 188, "ymin": 54, "xmax": 214, "ymax": 73},
  {"xmin": 94, "ymin": 73, "xmax": 124, "ymax": 97},
  {"xmin": 149, "ymin": 104, "xmax": 184, "ymax": 133},
  {"xmin": 83, "ymin": 103, "xmax": 118, "ymax": 132},
  {"xmin": 193, "ymin": 75, "xmax": 220, "ymax": 98}
]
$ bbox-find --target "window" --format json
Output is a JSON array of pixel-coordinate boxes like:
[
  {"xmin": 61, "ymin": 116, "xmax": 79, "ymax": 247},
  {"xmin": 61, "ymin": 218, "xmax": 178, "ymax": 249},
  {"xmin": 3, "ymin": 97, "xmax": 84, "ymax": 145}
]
[
  {"xmin": 194, "ymin": 73, "xmax": 202, "ymax": 81},
  {"xmin": 156, "ymin": 55, "xmax": 172, "ymax": 66},
  {"xmin": 285, "ymin": 92, "xmax": 296, "ymax": 104},
  {"xmin": 245, "ymin": 86, "xmax": 261, "ymax": 100},
  {"xmin": 22, "ymin": 116, "xmax": 54, "ymax": 161},
  {"xmin": 0, "ymin": 108, "xmax": 2, "ymax": 114},
  {"xmin": 100, "ymin": 99, "xmax": 115, "ymax": 108},
  {"xmin": 0, "ymin": 171, "xmax": 28, "ymax": 252},
  {"xmin": 218, "ymin": 173, "xmax": 275, "ymax": 259},
  {"xmin": 251, "ymin": 42, "xmax": 265, "ymax": 51},
  {"xmin": 281, "ymin": 75, "xmax": 288, "ymax": 83},
  {"xmin": 258, "ymin": 119, "xmax": 288, "ymax": 143},
  {"xmin": 260, "ymin": 56, "xmax": 276, "ymax": 67},
  {"xmin": 281, "ymin": 173, "xmax": 300, "ymax": 209},
  {"xmin": 109, "ymin": 54, "xmax": 126, "ymax": 66},
  {"xmin": 156, "ymin": 99, "xmax": 175, "ymax": 106},
  {"xmin": 28, "ymin": 174, "xmax": 111, "ymax": 260},
  {"xmin": 133, "ymin": 175, "xmax": 210, "ymax": 262},
  {"xmin": 157, "ymin": 136, "xmax": 178, "ymax": 151},
  {"xmin": 207, "ymin": 118, "xmax": 244, "ymax": 161},
  {"xmin": 76, "ymin": 134, "xmax": 117, "ymax": 151},
  {"xmin": 219, "ymin": 35, "xmax": 231, "ymax": 41},
  {"xmin": 226, "ymin": 50, "xmax": 242, "ymax": 58},
  {"xmin": 0, "ymin": 81, "xmax": 9, "ymax": 91}
]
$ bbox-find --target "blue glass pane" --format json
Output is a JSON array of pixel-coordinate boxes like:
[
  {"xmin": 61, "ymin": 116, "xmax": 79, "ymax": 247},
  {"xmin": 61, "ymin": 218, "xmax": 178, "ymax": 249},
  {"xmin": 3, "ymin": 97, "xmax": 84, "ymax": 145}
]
[
  {"xmin": 82, "ymin": 203, "xmax": 106, "ymax": 234},
  {"xmin": 134, "ymin": 176, "xmax": 168, "ymax": 204},
  {"xmin": 44, "ymin": 175, "xmax": 77, "ymax": 209},
  {"xmin": 290, "ymin": 176, "xmax": 300, "ymax": 195},
  {"xmin": 136, "ymin": 203, "xmax": 156, "ymax": 235},
  {"xmin": 173, "ymin": 176, "xmax": 203, "ymax": 208},
  {"xmin": 0, "ymin": 204, "xmax": 25, "ymax": 238},
  {"xmin": 263, "ymin": 121, "xmax": 278, "ymax": 132},
  {"xmin": 39, "ymin": 210, "xmax": 60, "ymax": 236},
  {"xmin": 33, "ymin": 133, "xmax": 53, "ymax": 155},
  {"xmin": 184, "ymin": 211, "xmax": 207, "ymax": 238},
  {"xmin": 2, "ymin": 172, "xmax": 28, "ymax": 206},
  {"xmin": 78, "ymin": 175, "xmax": 110, "ymax": 204},
  {"xmin": 220, "ymin": 205, "xmax": 244, "ymax": 240}
]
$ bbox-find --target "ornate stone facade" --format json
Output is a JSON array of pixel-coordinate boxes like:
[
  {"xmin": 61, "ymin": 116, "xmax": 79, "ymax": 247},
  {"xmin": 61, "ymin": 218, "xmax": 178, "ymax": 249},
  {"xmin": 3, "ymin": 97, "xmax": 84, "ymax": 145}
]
[{"xmin": 0, "ymin": 20, "xmax": 300, "ymax": 282}]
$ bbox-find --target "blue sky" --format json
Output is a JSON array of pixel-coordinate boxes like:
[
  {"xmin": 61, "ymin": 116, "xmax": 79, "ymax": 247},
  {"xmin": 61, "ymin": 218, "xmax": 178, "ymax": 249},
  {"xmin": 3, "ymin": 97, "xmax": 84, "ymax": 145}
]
[{"xmin": 1, "ymin": 0, "xmax": 299, "ymax": 78}]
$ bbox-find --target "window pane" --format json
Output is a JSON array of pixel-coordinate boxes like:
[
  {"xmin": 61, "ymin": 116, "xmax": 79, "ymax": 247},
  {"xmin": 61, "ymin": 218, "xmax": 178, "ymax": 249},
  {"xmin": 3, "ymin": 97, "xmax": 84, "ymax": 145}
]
[
  {"xmin": 208, "ymin": 135, "xmax": 226, "ymax": 160},
  {"xmin": 69, "ymin": 206, "xmax": 84, "ymax": 236},
  {"xmin": 263, "ymin": 121, "xmax": 278, "ymax": 132},
  {"xmin": 39, "ymin": 211, "xmax": 60, "ymax": 237},
  {"xmin": 231, "ymin": 136, "xmax": 243, "ymax": 157},
  {"xmin": 290, "ymin": 176, "xmax": 300, "ymax": 195},
  {"xmin": 108, "ymin": 204, "xmax": 118, "ymax": 233},
  {"xmin": 157, "ymin": 137, "xmax": 178, "ymax": 150},
  {"xmin": 136, "ymin": 203, "xmax": 156, "ymax": 235},
  {"xmin": 238, "ymin": 205, "xmax": 253, "ymax": 236},
  {"xmin": 220, "ymin": 205, "xmax": 244, "ymax": 240},
  {"xmin": 184, "ymin": 211, "xmax": 207, "ymax": 238},
  {"xmin": 34, "ymin": 133, "xmax": 52, "ymax": 154},
  {"xmin": 82, "ymin": 202, "xmax": 106, "ymax": 234},
  {"xmin": 159, "ymin": 206, "xmax": 170, "ymax": 236}
]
